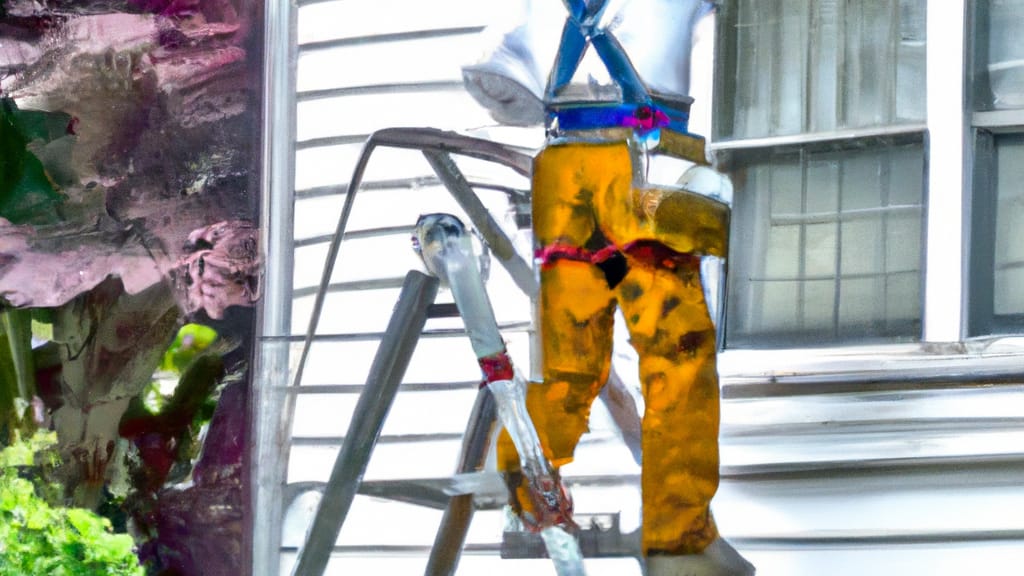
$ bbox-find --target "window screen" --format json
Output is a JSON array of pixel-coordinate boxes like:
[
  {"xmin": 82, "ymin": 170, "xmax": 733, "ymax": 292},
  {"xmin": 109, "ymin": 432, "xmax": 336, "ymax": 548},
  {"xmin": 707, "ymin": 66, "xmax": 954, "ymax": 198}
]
[
  {"xmin": 714, "ymin": 0, "xmax": 927, "ymax": 140},
  {"xmin": 726, "ymin": 139, "xmax": 925, "ymax": 347},
  {"xmin": 974, "ymin": 0, "xmax": 1024, "ymax": 111}
]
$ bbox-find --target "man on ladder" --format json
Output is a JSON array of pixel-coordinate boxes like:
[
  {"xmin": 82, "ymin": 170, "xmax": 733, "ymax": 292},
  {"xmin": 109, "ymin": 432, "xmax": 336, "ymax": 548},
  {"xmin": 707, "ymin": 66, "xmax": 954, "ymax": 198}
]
[{"xmin": 464, "ymin": 1, "xmax": 755, "ymax": 574}]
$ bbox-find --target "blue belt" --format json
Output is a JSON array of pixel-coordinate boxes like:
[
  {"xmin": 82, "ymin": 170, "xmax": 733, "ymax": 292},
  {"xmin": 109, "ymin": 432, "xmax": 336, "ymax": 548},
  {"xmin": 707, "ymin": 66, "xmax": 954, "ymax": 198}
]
[{"xmin": 549, "ymin": 101, "xmax": 690, "ymax": 136}]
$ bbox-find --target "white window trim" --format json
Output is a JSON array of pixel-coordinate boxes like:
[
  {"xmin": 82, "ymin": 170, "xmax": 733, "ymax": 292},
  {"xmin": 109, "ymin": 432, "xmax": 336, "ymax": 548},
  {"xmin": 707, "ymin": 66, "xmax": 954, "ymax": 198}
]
[
  {"xmin": 252, "ymin": 0, "xmax": 297, "ymax": 574},
  {"xmin": 973, "ymin": 108, "xmax": 1024, "ymax": 131},
  {"xmin": 924, "ymin": 0, "xmax": 969, "ymax": 343}
]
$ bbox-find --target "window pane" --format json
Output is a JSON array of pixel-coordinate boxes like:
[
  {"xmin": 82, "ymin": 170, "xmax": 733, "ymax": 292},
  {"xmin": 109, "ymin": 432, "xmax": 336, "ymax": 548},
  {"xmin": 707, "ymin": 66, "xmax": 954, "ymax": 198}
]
[
  {"xmin": 992, "ymin": 134, "xmax": 1024, "ymax": 322},
  {"xmin": 808, "ymin": 0, "xmax": 840, "ymax": 132},
  {"xmin": 975, "ymin": 0, "xmax": 1024, "ymax": 110},
  {"xmin": 838, "ymin": 276, "xmax": 886, "ymax": 334},
  {"xmin": 726, "ymin": 140, "xmax": 925, "ymax": 347},
  {"xmin": 804, "ymin": 223, "xmax": 837, "ymax": 276},
  {"xmin": 841, "ymin": 217, "xmax": 883, "ymax": 275},
  {"xmin": 896, "ymin": 0, "xmax": 927, "ymax": 121},
  {"xmin": 716, "ymin": 0, "xmax": 927, "ymax": 139},
  {"xmin": 843, "ymin": 2, "xmax": 891, "ymax": 127}
]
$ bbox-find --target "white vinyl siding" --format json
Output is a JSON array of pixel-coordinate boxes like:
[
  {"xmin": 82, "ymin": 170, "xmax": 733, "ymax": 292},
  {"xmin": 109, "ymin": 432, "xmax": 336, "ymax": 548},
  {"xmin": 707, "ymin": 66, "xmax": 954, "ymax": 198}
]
[{"xmin": 261, "ymin": 1, "xmax": 647, "ymax": 574}]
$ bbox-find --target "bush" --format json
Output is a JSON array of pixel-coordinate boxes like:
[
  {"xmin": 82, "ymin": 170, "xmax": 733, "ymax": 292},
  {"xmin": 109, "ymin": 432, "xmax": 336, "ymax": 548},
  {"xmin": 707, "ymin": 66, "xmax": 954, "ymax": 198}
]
[{"xmin": 0, "ymin": 433, "xmax": 143, "ymax": 576}]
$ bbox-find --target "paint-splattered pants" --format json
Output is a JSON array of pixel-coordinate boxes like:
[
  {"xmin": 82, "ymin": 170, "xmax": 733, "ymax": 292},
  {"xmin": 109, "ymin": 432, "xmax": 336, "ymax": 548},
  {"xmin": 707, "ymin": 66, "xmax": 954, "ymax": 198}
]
[{"xmin": 497, "ymin": 138, "xmax": 729, "ymax": 555}]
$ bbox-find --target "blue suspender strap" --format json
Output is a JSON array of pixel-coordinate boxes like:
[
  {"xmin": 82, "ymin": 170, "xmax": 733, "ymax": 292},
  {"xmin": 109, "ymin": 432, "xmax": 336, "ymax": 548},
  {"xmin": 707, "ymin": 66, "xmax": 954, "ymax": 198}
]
[
  {"xmin": 589, "ymin": 31, "xmax": 647, "ymax": 103},
  {"xmin": 549, "ymin": 0, "xmax": 648, "ymax": 105},
  {"xmin": 548, "ymin": 0, "xmax": 710, "ymax": 137},
  {"xmin": 561, "ymin": 0, "xmax": 608, "ymax": 27},
  {"xmin": 547, "ymin": 21, "xmax": 587, "ymax": 101}
]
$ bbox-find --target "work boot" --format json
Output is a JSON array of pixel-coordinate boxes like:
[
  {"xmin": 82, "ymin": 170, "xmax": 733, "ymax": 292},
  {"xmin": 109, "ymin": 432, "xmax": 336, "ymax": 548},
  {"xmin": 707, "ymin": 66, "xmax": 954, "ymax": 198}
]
[{"xmin": 645, "ymin": 537, "xmax": 755, "ymax": 576}]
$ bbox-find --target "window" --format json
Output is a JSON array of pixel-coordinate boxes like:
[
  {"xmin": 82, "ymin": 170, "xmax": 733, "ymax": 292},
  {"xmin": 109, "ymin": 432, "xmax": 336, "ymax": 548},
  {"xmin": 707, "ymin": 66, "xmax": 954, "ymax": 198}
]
[
  {"xmin": 714, "ymin": 0, "xmax": 928, "ymax": 347},
  {"xmin": 717, "ymin": 0, "xmax": 1024, "ymax": 347},
  {"xmin": 715, "ymin": 0, "xmax": 926, "ymax": 139},
  {"xmin": 969, "ymin": 0, "xmax": 1024, "ymax": 335},
  {"xmin": 726, "ymin": 139, "xmax": 924, "ymax": 347}
]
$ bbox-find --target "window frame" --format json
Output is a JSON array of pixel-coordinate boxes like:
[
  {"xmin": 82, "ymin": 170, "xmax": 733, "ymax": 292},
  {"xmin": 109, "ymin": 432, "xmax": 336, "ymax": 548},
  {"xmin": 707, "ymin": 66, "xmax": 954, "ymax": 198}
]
[
  {"xmin": 710, "ymin": 0, "xmax": 1024, "ymax": 377},
  {"xmin": 967, "ymin": 0, "xmax": 1024, "ymax": 336},
  {"xmin": 716, "ymin": 128, "xmax": 928, "ymax": 348},
  {"xmin": 251, "ymin": 0, "xmax": 297, "ymax": 573}
]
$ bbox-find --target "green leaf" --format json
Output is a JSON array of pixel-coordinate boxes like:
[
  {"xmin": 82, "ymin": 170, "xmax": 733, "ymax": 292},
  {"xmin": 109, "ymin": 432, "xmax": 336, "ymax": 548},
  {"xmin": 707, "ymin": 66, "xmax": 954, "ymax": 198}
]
[
  {"xmin": 67, "ymin": 508, "xmax": 107, "ymax": 539},
  {"xmin": 30, "ymin": 319, "xmax": 52, "ymax": 343},
  {"xmin": 0, "ymin": 99, "xmax": 64, "ymax": 225},
  {"xmin": 0, "ymin": 431, "xmax": 56, "ymax": 468},
  {"xmin": 2, "ymin": 308, "xmax": 36, "ymax": 401},
  {"xmin": 0, "ymin": 100, "xmax": 27, "ymax": 200},
  {"xmin": 0, "ymin": 434, "xmax": 143, "ymax": 575},
  {"xmin": 0, "ymin": 151, "xmax": 63, "ymax": 224},
  {"xmin": 0, "ymin": 441, "xmax": 33, "ymax": 467},
  {"xmin": 9, "ymin": 108, "xmax": 74, "ymax": 145},
  {"xmin": 0, "ymin": 332, "xmax": 21, "ymax": 432},
  {"xmin": 160, "ymin": 323, "xmax": 219, "ymax": 374}
]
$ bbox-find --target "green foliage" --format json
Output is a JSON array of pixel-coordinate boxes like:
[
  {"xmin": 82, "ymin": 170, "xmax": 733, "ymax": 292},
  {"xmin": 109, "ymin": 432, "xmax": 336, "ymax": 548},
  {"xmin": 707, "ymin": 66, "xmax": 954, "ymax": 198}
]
[
  {"xmin": 119, "ymin": 323, "xmax": 226, "ymax": 487},
  {"xmin": 0, "ymin": 430, "xmax": 57, "ymax": 469},
  {"xmin": 0, "ymin": 308, "xmax": 37, "ymax": 440},
  {"xmin": 159, "ymin": 323, "xmax": 219, "ymax": 374},
  {"xmin": 139, "ymin": 381, "xmax": 166, "ymax": 415},
  {"xmin": 0, "ymin": 98, "xmax": 66, "ymax": 225},
  {"xmin": 0, "ymin": 433, "xmax": 143, "ymax": 575}
]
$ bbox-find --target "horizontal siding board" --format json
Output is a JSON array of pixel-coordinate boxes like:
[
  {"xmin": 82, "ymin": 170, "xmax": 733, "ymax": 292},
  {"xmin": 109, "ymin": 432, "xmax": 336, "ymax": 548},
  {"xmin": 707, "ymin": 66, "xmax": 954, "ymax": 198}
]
[
  {"xmin": 287, "ymin": 271, "xmax": 531, "ymax": 327},
  {"xmin": 290, "ymin": 388, "xmax": 481, "ymax": 437},
  {"xmin": 290, "ymin": 433, "xmax": 466, "ymax": 446},
  {"xmin": 290, "ymin": 277, "xmax": 408, "ymax": 299},
  {"xmin": 737, "ymin": 543, "xmax": 1024, "ymax": 576},
  {"xmin": 293, "ymin": 226, "xmax": 415, "ymax": 248},
  {"xmin": 296, "ymin": 34, "xmax": 480, "ymax": 92},
  {"xmin": 298, "ymin": 27, "xmax": 485, "ymax": 54},
  {"xmin": 294, "ymin": 144, "xmax": 432, "ymax": 198},
  {"xmin": 297, "ymin": 90, "xmax": 493, "ymax": 143},
  {"xmin": 290, "ymin": 332, "xmax": 532, "ymax": 387},
  {"xmin": 290, "ymin": 277, "xmax": 531, "ymax": 336},
  {"xmin": 292, "ymin": 232, "xmax": 425, "ymax": 290},
  {"xmin": 294, "ymin": 175, "xmax": 531, "ymax": 201},
  {"xmin": 343, "ymin": 183, "xmax": 520, "ymax": 234},
  {"xmin": 714, "ymin": 463, "xmax": 1024, "ymax": 540},
  {"xmin": 721, "ymin": 385, "xmax": 1024, "ymax": 429},
  {"xmin": 292, "ymin": 184, "xmax": 508, "ymax": 242},
  {"xmin": 280, "ymin": 551, "xmax": 643, "ymax": 576},
  {"xmin": 297, "ymin": 0, "xmax": 492, "ymax": 45},
  {"xmin": 286, "ymin": 381, "xmax": 481, "ymax": 394},
  {"xmin": 291, "ymin": 189, "xmax": 422, "ymax": 242},
  {"xmin": 294, "ymin": 142, "xmax": 532, "ymax": 193},
  {"xmin": 289, "ymin": 287, "xmax": 403, "ymax": 335},
  {"xmin": 290, "ymin": 337, "xmax": 478, "ymax": 387},
  {"xmin": 287, "ymin": 439, "xmax": 465, "ymax": 483},
  {"xmin": 297, "ymin": 80, "xmax": 467, "ymax": 103}
]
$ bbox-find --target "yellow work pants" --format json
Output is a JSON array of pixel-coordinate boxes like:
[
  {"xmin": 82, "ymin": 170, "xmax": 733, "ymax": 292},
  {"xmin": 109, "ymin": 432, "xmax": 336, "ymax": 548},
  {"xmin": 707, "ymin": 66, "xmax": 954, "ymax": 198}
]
[{"xmin": 498, "ymin": 140, "xmax": 729, "ymax": 555}]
